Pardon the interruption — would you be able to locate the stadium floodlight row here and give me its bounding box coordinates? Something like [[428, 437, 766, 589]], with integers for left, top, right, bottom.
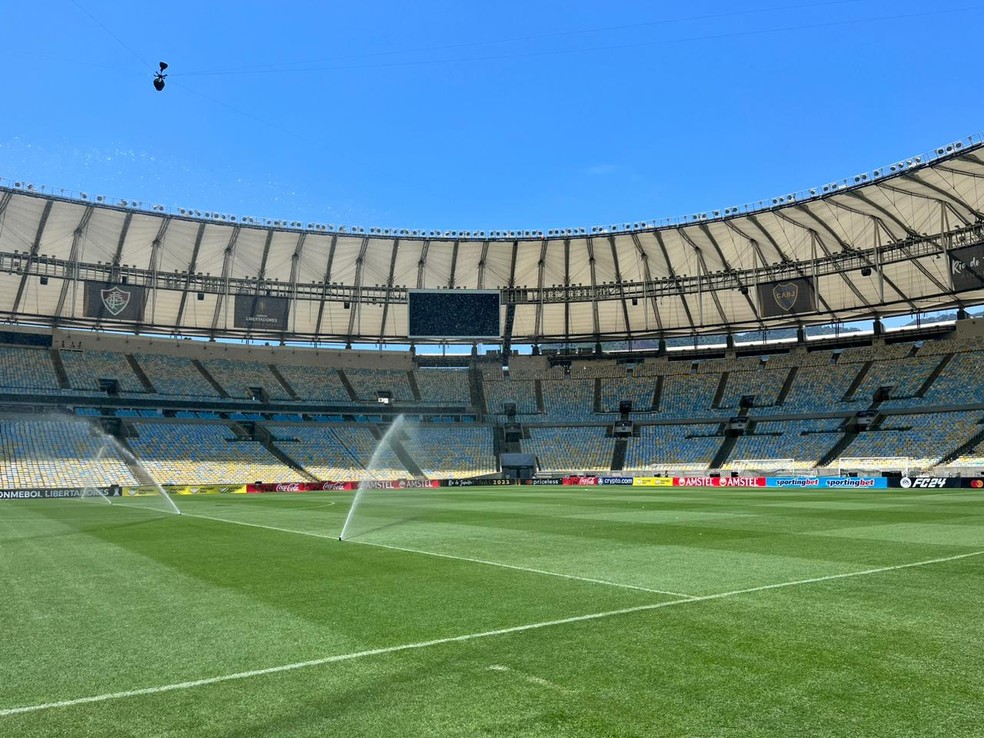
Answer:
[[1, 136, 983, 345]]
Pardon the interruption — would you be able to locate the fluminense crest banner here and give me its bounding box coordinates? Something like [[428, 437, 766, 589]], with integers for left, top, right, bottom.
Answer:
[[84, 282, 146, 321], [757, 277, 816, 318]]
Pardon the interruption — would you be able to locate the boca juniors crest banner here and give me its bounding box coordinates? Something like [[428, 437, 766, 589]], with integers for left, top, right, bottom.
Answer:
[[757, 277, 816, 318], [84, 282, 146, 322]]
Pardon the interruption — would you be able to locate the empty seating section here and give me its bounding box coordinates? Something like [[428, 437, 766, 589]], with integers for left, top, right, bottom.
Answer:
[[634, 359, 692, 377], [852, 355, 940, 403], [624, 425, 721, 471], [0, 347, 60, 391], [127, 423, 298, 484], [916, 335, 984, 356], [273, 365, 350, 402], [59, 350, 146, 393], [200, 359, 292, 400], [658, 374, 721, 417], [570, 360, 624, 378], [507, 356, 558, 380], [0, 418, 138, 488], [132, 353, 221, 397], [599, 377, 656, 413], [718, 367, 787, 408], [918, 352, 984, 405], [476, 362, 505, 381], [761, 350, 825, 368], [268, 424, 406, 481], [725, 420, 842, 470], [484, 380, 537, 415], [541, 380, 594, 420], [946, 422, 984, 467], [344, 368, 415, 402], [843, 412, 980, 468], [523, 427, 615, 472], [409, 426, 495, 477], [697, 357, 754, 374], [413, 368, 472, 405], [778, 364, 862, 413], [632, 359, 693, 377]]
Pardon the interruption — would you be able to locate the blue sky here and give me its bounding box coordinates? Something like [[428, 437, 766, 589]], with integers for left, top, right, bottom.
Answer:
[[2, 0, 982, 234]]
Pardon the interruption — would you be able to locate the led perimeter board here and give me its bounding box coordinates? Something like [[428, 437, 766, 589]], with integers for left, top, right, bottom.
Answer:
[[408, 289, 501, 340]]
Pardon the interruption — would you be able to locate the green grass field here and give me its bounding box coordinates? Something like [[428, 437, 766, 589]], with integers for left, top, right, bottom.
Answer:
[[1, 485, 983, 737]]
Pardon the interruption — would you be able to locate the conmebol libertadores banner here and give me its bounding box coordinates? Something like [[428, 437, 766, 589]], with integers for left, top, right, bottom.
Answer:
[[234, 294, 290, 331]]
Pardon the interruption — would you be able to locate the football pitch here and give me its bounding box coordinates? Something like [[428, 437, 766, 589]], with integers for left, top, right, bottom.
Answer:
[[1, 486, 983, 737]]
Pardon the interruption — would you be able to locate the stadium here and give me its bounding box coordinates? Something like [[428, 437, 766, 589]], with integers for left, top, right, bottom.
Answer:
[[3, 136, 984, 486], [2, 130, 984, 734]]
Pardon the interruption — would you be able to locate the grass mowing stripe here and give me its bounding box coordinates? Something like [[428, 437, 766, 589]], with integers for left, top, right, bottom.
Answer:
[[4, 547, 980, 718], [354, 539, 698, 599], [180, 511, 341, 540], [186, 510, 697, 598]]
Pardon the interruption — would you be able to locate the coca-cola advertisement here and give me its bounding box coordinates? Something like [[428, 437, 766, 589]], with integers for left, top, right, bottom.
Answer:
[[246, 481, 358, 493], [246, 479, 437, 494]]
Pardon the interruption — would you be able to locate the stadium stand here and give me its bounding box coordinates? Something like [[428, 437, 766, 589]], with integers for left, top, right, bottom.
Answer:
[[127, 422, 300, 485], [59, 350, 146, 394], [0, 417, 139, 488], [623, 424, 722, 472], [273, 365, 351, 403], [413, 368, 472, 405], [0, 346, 61, 392], [199, 359, 293, 401], [4, 325, 984, 487], [523, 427, 615, 472], [540, 379, 595, 420], [133, 353, 222, 398]]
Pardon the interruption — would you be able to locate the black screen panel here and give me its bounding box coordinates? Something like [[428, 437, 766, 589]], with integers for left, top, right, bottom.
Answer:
[[408, 290, 500, 339]]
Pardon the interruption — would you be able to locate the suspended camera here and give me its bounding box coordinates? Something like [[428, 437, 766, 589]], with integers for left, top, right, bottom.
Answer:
[[153, 61, 168, 91]]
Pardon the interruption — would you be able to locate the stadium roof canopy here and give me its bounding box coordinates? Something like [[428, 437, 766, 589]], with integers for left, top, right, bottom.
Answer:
[[1, 135, 983, 345]]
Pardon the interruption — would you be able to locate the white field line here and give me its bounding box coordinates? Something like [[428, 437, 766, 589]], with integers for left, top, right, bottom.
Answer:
[[2, 548, 981, 718], [354, 539, 697, 599]]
